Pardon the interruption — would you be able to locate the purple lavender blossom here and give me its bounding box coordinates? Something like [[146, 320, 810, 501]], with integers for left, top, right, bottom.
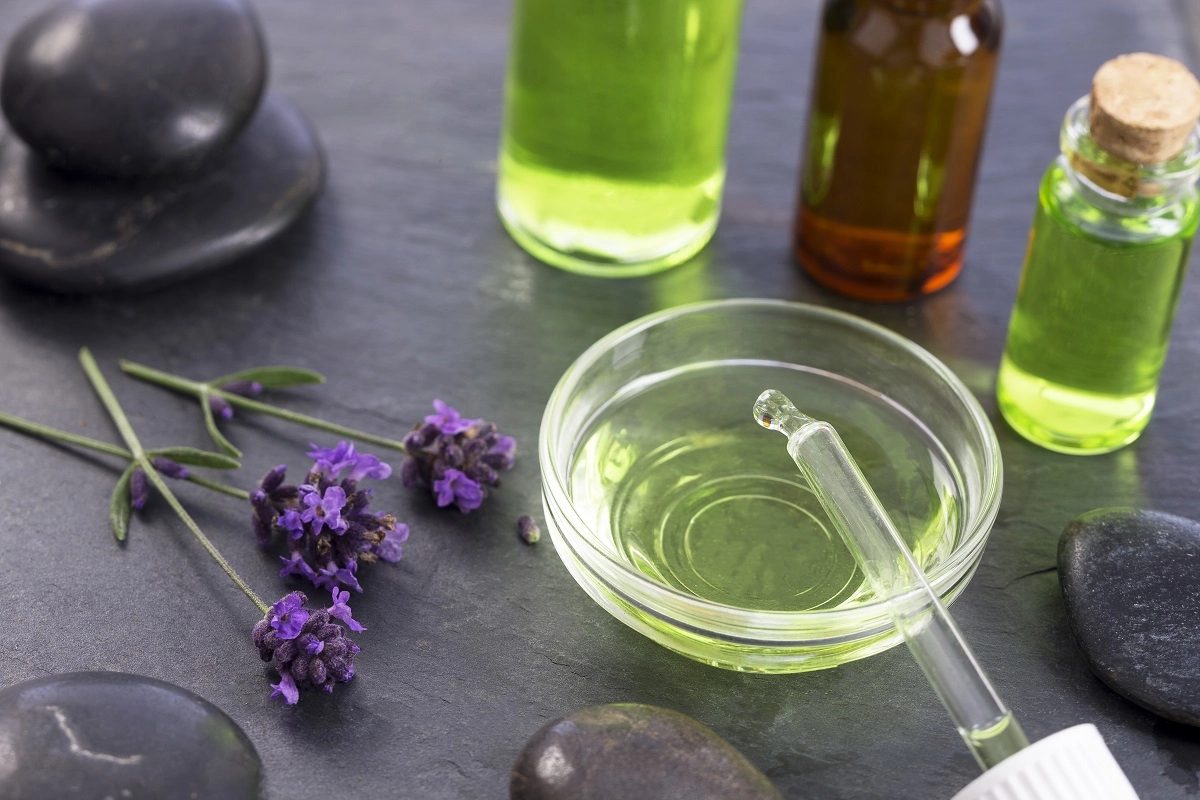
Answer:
[[254, 591, 360, 705], [249, 450, 407, 595], [129, 469, 150, 511], [307, 441, 394, 483], [373, 523, 409, 562], [307, 441, 357, 475], [328, 588, 366, 632], [279, 551, 318, 581], [268, 593, 309, 640], [347, 453, 391, 482], [401, 401, 516, 513], [279, 508, 304, 539], [425, 399, 477, 435], [269, 673, 299, 705], [300, 485, 348, 535], [316, 559, 361, 593], [433, 468, 484, 513], [208, 395, 234, 420]]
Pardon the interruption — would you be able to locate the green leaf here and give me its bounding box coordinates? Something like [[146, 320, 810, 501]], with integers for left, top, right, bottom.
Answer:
[[146, 446, 241, 470], [110, 464, 136, 542], [211, 366, 325, 390], [201, 389, 242, 459]]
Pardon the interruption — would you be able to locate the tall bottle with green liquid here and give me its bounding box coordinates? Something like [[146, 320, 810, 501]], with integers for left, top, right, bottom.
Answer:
[[497, 0, 744, 277], [998, 54, 1200, 454]]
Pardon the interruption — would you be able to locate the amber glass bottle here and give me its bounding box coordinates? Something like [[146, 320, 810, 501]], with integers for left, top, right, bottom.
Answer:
[[794, 0, 1002, 301]]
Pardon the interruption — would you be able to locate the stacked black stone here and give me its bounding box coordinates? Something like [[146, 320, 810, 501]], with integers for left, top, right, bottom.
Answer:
[[0, 0, 325, 292]]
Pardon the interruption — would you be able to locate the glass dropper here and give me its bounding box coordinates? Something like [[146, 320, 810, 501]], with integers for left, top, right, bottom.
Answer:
[[754, 389, 1029, 771]]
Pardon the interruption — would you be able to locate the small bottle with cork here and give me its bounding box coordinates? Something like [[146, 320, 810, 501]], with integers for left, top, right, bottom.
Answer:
[[996, 53, 1200, 454]]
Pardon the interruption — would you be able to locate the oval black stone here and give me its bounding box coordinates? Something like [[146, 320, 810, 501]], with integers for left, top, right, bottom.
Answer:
[[0, 671, 262, 799], [1, 0, 267, 178], [1059, 508, 1200, 727], [511, 704, 783, 800], [0, 92, 323, 293]]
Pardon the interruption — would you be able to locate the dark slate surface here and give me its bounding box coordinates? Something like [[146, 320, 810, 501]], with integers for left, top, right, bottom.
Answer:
[[0, 0, 1198, 798]]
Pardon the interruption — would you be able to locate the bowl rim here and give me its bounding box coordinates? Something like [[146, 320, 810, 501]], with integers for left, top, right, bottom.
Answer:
[[538, 298, 1003, 641]]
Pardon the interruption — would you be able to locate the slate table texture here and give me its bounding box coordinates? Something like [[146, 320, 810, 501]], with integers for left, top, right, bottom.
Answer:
[[0, 0, 1198, 798]]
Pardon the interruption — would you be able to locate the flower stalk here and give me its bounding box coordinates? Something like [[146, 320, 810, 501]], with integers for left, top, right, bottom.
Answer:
[[0, 410, 251, 501], [80, 348, 269, 614], [120, 360, 410, 453]]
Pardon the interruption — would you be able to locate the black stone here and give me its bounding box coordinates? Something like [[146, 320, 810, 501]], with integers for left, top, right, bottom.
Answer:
[[0, 92, 323, 292], [510, 704, 783, 800], [2, 0, 266, 178], [0, 671, 262, 799], [1059, 508, 1200, 727]]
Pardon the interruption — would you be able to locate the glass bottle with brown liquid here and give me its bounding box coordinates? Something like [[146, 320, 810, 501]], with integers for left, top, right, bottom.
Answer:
[[794, 0, 1002, 302]]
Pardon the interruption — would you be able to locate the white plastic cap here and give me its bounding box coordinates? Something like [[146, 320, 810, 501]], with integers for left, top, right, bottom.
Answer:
[[950, 724, 1139, 800]]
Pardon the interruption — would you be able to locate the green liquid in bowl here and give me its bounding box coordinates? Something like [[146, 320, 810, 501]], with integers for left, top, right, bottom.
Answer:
[[568, 361, 961, 612]]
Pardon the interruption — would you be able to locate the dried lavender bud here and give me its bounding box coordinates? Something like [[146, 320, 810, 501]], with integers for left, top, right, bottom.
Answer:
[[517, 515, 540, 545], [129, 468, 150, 511], [220, 380, 264, 397], [150, 456, 189, 479], [208, 395, 234, 420]]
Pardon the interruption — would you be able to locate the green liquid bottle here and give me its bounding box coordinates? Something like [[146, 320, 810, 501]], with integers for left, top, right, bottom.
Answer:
[[497, 0, 744, 277], [998, 54, 1200, 454]]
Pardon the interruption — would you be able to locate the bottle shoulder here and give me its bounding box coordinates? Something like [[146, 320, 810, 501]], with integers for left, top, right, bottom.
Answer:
[[1038, 158, 1200, 245], [821, 0, 1001, 66]]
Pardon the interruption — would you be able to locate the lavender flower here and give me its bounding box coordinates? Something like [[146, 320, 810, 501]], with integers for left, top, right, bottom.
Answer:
[[268, 592, 309, 639], [328, 588, 366, 632], [400, 401, 516, 513], [425, 399, 478, 435], [433, 468, 484, 513], [249, 445, 407, 595], [299, 485, 348, 535], [253, 591, 360, 705]]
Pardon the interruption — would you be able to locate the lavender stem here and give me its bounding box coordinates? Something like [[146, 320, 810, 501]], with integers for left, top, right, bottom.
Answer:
[[120, 360, 410, 453], [80, 349, 269, 615]]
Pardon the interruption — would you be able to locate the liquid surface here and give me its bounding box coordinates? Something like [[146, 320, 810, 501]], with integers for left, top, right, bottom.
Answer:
[[568, 362, 961, 612], [960, 711, 1028, 770], [999, 160, 1198, 452], [794, 0, 1000, 300], [498, 0, 742, 275]]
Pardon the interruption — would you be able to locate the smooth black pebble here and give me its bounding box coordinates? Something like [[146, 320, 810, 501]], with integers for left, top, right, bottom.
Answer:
[[1060, 508, 1200, 726], [2, 0, 266, 178], [0, 93, 324, 293], [0, 671, 262, 799], [510, 704, 783, 800]]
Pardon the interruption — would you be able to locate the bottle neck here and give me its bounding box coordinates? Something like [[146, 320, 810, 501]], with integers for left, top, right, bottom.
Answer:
[[874, 0, 975, 15], [1059, 96, 1200, 217]]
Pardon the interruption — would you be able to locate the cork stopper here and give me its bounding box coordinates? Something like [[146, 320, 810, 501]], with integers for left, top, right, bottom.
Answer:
[[1089, 53, 1200, 165]]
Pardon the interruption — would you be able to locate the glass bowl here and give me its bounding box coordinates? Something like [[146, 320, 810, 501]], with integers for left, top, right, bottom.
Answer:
[[539, 299, 1002, 672]]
